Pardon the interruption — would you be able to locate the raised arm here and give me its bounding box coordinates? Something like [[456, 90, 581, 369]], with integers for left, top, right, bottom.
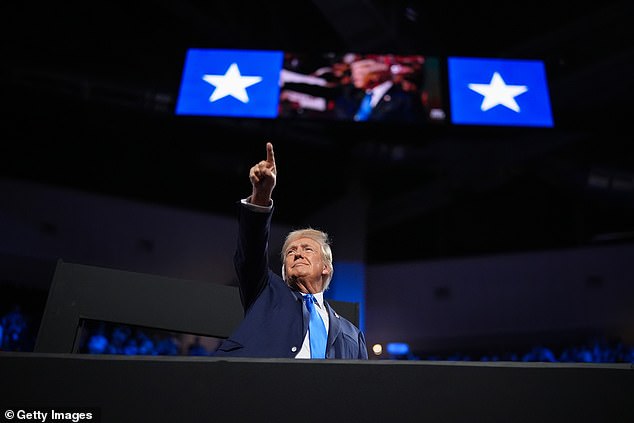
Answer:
[[235, 142, 278, 310]]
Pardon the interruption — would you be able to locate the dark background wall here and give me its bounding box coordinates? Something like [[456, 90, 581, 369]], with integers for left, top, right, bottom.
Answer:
[[1, 1, 633, 359]]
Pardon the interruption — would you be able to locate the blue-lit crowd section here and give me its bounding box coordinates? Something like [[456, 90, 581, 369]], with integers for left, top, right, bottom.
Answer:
[[2, 305, 632, 363]]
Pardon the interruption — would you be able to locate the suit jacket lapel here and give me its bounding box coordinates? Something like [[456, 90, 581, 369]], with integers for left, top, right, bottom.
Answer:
[[293, 290, 310, 339], [325, 301, 342, 358]]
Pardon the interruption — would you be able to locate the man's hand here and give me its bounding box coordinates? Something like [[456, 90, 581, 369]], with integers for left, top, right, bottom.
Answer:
[[249, 142, 277, 206]]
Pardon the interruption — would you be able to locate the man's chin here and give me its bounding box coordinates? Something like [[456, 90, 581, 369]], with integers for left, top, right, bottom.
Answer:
[[286, 276, 304, 291], [287, 271, 306, 281], [287, 273, 308, 283]]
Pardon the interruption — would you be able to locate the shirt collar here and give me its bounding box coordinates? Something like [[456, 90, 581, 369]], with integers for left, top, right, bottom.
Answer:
[[368, 80, 393, 107]]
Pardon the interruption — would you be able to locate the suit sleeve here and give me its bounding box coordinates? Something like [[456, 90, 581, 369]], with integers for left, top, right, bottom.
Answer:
[[358, 330, 369, 359], [233, 201, 274, 311]]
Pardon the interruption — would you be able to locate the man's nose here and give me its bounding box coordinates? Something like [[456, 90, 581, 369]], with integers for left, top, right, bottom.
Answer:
[[293, 251, 304, 259]]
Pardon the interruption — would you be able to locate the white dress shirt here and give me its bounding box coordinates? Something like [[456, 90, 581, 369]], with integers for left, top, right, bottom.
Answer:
[[368, 80, 393, 108]]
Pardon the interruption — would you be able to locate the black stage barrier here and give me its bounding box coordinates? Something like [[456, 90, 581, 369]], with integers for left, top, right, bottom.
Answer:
[[1, 353, 632, 423]]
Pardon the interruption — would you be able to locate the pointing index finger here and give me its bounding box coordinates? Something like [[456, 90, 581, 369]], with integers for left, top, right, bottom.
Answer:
[[266, 142, 275, 165]]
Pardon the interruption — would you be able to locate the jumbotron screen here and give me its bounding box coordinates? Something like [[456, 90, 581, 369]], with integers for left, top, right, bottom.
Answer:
[[175, 48, 553, 128]]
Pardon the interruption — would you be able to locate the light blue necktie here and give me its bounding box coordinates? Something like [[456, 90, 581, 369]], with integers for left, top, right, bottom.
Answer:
[[305, 294, 327, 359], [354, 92, 373, 121]]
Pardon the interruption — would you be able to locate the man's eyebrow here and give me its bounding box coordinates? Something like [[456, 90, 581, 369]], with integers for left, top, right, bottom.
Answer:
[[286, 242, 315, 251]]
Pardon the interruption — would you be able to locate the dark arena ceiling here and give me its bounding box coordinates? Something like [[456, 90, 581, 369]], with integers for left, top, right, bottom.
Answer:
[[2, 0, 633, 263]]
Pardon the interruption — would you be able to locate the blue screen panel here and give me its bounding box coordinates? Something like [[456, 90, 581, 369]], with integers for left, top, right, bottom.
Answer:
[[175, 48, 283, 118], [324, 261, 365, 332], [448, 57, 553, 127]]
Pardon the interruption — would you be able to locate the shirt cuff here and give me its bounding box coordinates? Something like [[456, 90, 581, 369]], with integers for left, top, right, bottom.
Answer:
[[241, 197, 273, 213]]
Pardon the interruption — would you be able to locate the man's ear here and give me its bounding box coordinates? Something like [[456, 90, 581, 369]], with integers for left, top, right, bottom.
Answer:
[[322, 265, 331, 276]]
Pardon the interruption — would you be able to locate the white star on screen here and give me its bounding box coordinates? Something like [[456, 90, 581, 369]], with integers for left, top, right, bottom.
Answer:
[[202, 63, 263, 103], [468, 72, 528, 112]]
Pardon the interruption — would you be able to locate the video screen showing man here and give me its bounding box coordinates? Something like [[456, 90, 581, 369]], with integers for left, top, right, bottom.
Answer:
[[278, 52, 445, 124]]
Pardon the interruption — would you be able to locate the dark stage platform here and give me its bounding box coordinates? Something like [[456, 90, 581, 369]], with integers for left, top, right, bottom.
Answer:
[[1, 353, 632, 422]]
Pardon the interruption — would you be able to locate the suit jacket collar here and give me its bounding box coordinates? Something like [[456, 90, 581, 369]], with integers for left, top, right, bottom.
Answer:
[[325, 300, 342, 358]]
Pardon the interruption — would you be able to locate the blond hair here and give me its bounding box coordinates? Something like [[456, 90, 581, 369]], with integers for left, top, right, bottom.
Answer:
[[281, 228, 334, 291]]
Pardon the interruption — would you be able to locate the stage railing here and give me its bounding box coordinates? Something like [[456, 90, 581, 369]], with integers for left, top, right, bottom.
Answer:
[[1, 352, 632, 423]]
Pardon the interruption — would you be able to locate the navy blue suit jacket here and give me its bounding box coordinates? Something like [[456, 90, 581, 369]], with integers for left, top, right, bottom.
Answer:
[[214, 204, 368, 359], [333, 83, 426, 123]]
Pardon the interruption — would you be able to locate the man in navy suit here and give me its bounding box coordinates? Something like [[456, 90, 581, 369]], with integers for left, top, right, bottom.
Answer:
[[334, 57, 427, 123], [214, 142, 368, 359]]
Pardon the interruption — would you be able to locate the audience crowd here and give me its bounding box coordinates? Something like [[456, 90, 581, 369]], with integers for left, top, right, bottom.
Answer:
[[2, 307, 633, 363]]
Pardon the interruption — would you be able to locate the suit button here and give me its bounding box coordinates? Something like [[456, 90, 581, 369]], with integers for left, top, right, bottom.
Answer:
[[291, 346, 297, 352]]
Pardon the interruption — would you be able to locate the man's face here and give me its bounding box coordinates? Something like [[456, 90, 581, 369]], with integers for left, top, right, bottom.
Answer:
[[350, 59, 390, 89], [284, 237, 329, 290]]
